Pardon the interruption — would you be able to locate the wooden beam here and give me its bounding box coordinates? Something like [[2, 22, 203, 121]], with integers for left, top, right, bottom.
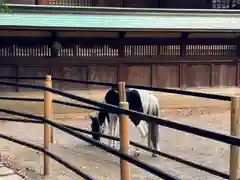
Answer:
[[236, 35, 240, 57], [180, 32, 189, 57], [118, 32, 126, 39], [0, 36, 238, 46], [179, 32, 189, 89], [151, 64, 156, 87], [121, 0, 124, 7], [206, 0, 212, 9], [237, 35, 240, 87], [117, 32, 126, 82], [50, 31, 60, 58], [229, 0, 233, 9]]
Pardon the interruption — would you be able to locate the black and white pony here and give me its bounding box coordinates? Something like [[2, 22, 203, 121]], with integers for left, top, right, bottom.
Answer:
[[89, 88, 160, 157]]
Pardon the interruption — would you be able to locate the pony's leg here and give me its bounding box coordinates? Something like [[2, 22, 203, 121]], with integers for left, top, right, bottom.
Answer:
[[112, 115, 118, 148], [103, 118, 109, 133], [148, 95, 160, 157], [108, 114, 118, 148], [130, 121, 148, 157], [150, 123, 160, 157], [148, 122, 152, 149], [108, 118, 114, 147]]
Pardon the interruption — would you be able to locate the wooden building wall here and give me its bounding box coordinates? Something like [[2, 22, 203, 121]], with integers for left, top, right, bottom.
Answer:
[[0, 57, 239, 92], [0, 31, 239, 92], [1, 59, 239, 91]]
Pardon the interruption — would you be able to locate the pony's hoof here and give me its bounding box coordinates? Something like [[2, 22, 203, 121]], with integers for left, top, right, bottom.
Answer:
[[152, 154, 159, 158], [130, 151, 140, 158], [51, 140, 57, 144], [109, 145, 115, 149]]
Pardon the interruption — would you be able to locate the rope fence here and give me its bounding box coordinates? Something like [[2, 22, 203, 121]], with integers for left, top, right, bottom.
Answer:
[[0, 75, 239, 180], [0, 117, 234, 179], [0, 132, 95, 180], [0, 96, 104, 112], [0, 108, 179, 180], [0, 76, 231, 101], [0, 80, 238, 146]]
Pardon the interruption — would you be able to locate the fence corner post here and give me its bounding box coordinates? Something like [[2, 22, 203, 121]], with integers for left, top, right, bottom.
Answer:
[[229, 96, 240, 180], [43, 75, 52, 176], [118, 82, 131, 180]]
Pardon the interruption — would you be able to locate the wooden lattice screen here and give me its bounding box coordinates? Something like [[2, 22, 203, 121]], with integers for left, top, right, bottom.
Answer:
[[48, 0, 95, 6], [186, 45, 236, 56], [0, 43, 237, 57], [212, 0, 240, 8], [124, 45, 181, 56], [0, 45, 50, 56]]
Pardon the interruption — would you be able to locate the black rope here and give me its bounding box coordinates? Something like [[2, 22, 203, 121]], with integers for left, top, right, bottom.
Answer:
[[52, 77, 231, 101], [0, 133, 95, 180], [43, 77, 233, 101], [0, 118, 43, 123], [0, 96, 43, 102], [0, 108, 180, 180], [59, 125, 231, 179], [53, 77, 116, 87], [0, 76, 231, 101], [0, 117, 233, 179], [0, 80, 238, 146], [126, 84, 231, 101], [0, 96, 104, 112], [54, 100, 104, 112], [0, 76, 44, 80]]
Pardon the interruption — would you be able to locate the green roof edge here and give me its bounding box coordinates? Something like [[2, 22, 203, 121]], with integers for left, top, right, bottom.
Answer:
[[4, 3, 240, 15]]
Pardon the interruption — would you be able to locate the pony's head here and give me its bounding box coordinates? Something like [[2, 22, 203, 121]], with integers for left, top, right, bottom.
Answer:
[[89, 87, 118, 141]]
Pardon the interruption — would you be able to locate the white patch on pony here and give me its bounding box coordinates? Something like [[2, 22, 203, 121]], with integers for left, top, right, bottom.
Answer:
[[108, 113, 118, 148], [104, 118, 109, 131], [137, 121, 148, 138], [128, 89, 160, 157], [130, 121, 149, 156]]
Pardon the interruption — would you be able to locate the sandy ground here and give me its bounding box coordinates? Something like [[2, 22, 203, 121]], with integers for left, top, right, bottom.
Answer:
[[0, 87, 239, 180], [0, 162, 24, 180]]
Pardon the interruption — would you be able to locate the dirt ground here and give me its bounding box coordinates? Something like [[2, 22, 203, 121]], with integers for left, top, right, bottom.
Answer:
[[0, 87, 239, 180]]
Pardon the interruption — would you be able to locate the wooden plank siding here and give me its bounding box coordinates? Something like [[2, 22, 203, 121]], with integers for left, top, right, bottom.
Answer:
[[0, 35, 239, 91]]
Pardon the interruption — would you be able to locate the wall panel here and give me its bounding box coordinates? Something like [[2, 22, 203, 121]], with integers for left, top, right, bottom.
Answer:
[[212, 63, 237, 86], [88, 65, 117, 89], [154, 64, 179, 88], [183, 64, 211, 87], [18, 66, 49, 92], [53, 66, 88, 90], [0, 66, 17, 92], [126, 65, 151, 86]]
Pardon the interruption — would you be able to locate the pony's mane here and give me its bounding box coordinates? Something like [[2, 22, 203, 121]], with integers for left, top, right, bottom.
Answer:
[[105, 87, 119, 106]]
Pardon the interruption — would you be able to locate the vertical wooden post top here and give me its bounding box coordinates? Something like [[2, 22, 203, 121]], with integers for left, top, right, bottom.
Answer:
[[45, 75, 52, 81], [119, 101, 129, 108], [118, 82, 126, 102]]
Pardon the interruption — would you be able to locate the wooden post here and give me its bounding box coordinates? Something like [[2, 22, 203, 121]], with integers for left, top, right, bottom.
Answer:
[[43, 75, 53, 176], [118, 82, 126, 102], [118, 82, 130, 180], [229, 96, 240, 180]]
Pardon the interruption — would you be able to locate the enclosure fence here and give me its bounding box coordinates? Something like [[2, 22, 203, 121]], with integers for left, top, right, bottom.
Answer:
[[0, 76, 239, 180]]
